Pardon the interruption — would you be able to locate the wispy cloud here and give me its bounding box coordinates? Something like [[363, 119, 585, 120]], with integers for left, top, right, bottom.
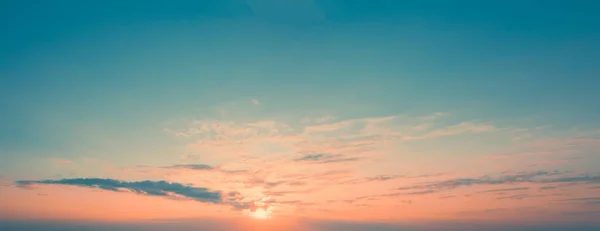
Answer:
[[168, 112, 498, 160], [496, 194, 543, 200], [15, 178, 221, 202], [398, 121, 498, 141], [557, 197, 600, 205], [14, 178, 256, 210], [166, 164, 214, 170], [11, 110, 597, 222], [293, 153, 361, 164], [484, 151, 554, 159], [390, 171, 599, 195], [478, 187, 530, 194], [341, 173, 445, 185], [134, 164, 250, 175]]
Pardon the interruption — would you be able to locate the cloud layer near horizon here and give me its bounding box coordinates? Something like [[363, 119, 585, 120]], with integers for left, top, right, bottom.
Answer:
[[14, 178, 260, 211], [5, 110, 600, 224]]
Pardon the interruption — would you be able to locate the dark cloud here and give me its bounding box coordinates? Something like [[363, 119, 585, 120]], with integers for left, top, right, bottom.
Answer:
[[439, 195, 456, 199], [496, 194, 543, 200], [341, 175, 400, 184], [406, 190, 436, 195], [295, 153, 332, 161], [14, 178, 256, 210], [557, 197, 600, 206], [15, 178, 223, 203], [137, 164, 214, 171], [224, 192, 259, 211], [323, 157, 361, 163], [294, 153, 361, 163], [367, 175, 400, 181], [168, 164, 214, 170], [546, 175, 600, 184], [393, 171, 599, 195], [478, 187, 529, 194]]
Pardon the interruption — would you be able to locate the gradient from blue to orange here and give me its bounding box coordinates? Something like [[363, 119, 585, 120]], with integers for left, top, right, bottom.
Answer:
[[1, 1, 599, 231]]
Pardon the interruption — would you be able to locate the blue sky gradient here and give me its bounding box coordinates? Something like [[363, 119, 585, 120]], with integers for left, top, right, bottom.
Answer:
[[1, 1, 599, 230]]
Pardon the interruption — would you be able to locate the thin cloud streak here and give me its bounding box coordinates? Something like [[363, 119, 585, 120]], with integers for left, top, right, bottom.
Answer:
[[14, 178, 256, 210], [389, 171, 599, 195]]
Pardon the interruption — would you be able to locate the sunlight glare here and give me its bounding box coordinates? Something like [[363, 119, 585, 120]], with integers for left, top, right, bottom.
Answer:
[[251, 208, 271, 219]]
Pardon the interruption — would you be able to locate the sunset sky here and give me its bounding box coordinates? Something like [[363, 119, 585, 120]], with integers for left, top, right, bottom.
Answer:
[[1, 1, 600, 230]]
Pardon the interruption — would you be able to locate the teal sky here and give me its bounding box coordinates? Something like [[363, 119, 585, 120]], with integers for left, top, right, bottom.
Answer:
[[1, 1, 600, 230]]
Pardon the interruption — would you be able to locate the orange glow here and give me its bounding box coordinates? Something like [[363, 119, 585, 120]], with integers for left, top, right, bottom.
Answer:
[[250, 208, 271, 219]]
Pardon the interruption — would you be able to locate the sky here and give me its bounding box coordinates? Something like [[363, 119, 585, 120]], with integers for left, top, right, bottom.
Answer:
[[1, 0, 600, 230]]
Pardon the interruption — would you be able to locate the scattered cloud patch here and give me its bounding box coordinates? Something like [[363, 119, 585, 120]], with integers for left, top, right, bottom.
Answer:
[[478, 187, 530, 194], [14, 178, 256, 210], [557, 197, 600, 205], [342, 173, 445, 185], [439, 195, 456, 199], [293, 153, 361, 164], [167, 164, 214, 170], [135, 164, 251, 175], [485, 151, 553, 159], [496, 194, 543, 200], [539, 186, 558, 190], [392, 171, 600, 195], [15, 178, 223, 203]]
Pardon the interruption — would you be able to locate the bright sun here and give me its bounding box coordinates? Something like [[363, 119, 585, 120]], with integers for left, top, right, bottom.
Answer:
[[251, 208, 271, 219]]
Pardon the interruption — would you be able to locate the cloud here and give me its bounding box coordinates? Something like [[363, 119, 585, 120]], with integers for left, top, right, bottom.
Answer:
[[251, 99, 260, 105], [172, 112, 493, 158], [242, 178, 288, 189], [484, 151, 553, 159], [496, 194, 543, 200], [539, 186, 558, 190], [391, 171, 600, 195], [135, 164, 250, 176], [15, 178, 222, 203], [557, 197, 600, 205], [545, 175, 600, 184], [167, 164, 214, 170], [405, 190, 436, 195], [397, 121, 499, 141], [13, 178, 257, 210], [478, 187, 530, 194], [151, 112, 545, 215], [293, 153, 361, 164], [341, 173, 445, 185], [439, 195, 456, 199]]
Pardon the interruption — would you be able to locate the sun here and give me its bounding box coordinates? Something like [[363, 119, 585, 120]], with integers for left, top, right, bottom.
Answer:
[[250, 208, 271, 219]]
